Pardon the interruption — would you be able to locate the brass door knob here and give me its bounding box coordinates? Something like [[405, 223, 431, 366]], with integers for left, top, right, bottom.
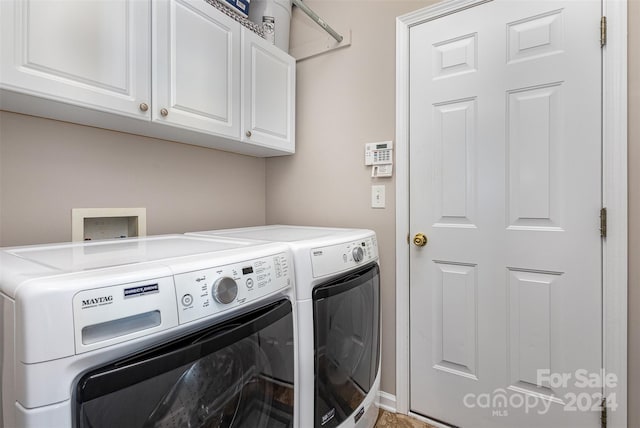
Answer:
[[160, 108, 169, 117], [413, 233, 428, 247], [246, 130, 252, 137], [139, 102, 149, 112]]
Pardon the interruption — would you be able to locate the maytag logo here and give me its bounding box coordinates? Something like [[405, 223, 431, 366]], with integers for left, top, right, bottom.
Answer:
[[81, 295, 113, 309]]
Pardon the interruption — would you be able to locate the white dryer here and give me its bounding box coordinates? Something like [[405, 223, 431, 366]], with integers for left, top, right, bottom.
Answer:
[[187, 225, 381, 428], [0, 235, 297, 428]]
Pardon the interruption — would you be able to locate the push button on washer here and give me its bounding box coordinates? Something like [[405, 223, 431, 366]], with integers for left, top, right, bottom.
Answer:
[[181, 294, 193, 306], [246, 278, 254, 289]]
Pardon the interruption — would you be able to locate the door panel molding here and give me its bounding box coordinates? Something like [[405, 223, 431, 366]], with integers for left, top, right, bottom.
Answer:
[[395, 0, 627, 427]]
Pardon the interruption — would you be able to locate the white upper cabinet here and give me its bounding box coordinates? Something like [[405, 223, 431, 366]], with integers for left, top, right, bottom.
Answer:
[[0, 0, 295, 157], [153, 0, 241, 137], [0, 0, 151, 119], [242, 29, 295, 152]]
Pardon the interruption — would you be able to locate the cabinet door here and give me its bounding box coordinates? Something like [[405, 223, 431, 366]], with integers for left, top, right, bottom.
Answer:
[[242, 29, 295, 153], [0, 0, 151, 119], [153, 0, 241, 137]]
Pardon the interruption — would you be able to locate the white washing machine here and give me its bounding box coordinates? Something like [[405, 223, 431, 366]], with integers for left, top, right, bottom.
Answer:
[[187, 226, 381, 428], [0, 234, 297, 428]]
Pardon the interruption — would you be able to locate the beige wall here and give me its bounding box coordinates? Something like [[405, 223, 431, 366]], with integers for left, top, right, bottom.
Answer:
[[0, 111, 266, 246], [628, 0, 639, 426], [266, 0, 434, 394], [266, 0, 640, 418]]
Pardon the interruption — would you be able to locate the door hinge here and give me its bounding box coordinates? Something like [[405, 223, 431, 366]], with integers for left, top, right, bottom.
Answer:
[[600, 207, 607, 238], [600, 16, 607, 47], [601, 396, 608, 428]]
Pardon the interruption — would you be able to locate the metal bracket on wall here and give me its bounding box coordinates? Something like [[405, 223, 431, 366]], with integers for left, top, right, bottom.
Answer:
[[289, 0, 351, 61], [292, 0, 342, 42], [289, 28, 351, 62]]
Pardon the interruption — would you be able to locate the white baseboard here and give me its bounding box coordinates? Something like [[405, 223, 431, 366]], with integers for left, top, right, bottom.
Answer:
[[376, 393, 455, 428], [376, 390, 397, 413]]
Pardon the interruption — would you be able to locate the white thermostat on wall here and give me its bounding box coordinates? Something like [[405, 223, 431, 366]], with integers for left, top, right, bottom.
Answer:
[[365, 141, 393, 177], [364, 141, 393, 165]]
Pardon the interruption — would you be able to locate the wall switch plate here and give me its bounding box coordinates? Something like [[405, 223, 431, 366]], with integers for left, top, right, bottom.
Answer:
[[371, 185, 385, 208]]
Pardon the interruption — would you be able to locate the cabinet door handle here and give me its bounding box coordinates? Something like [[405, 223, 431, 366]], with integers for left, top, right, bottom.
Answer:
[[139, 103, 149, 112], [160, 108, 169, 117], [246, 131, 252, 137]]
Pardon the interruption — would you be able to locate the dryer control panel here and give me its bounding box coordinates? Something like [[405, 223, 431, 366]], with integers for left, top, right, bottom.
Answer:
[[174, 252, 291, 325], [311, 235, 378, 278]]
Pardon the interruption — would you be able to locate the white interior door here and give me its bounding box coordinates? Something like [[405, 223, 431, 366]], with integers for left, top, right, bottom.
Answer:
[[408, 1, 603, 427]]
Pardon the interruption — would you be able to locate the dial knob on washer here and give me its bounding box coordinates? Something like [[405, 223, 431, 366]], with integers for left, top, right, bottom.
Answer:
[[352, 246, 364, 262], [212, 277, 238, 304]]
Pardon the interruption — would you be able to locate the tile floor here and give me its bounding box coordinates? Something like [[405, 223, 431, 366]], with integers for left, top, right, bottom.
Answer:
[[374, 410, 436, 428]]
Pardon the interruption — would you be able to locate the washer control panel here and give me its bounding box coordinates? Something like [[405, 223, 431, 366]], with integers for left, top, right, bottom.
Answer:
[[311, 235, 378, 278], [174, 252, 291, 324]]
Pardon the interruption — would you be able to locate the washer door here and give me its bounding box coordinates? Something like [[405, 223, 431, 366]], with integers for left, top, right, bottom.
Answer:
[[75, 300, 294, 428], [312, 263, 380, 428]]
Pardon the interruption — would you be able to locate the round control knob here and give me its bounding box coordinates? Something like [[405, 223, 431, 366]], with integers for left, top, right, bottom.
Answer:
[[212, 277, 238, 304], [352, 246, 364, 263]]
